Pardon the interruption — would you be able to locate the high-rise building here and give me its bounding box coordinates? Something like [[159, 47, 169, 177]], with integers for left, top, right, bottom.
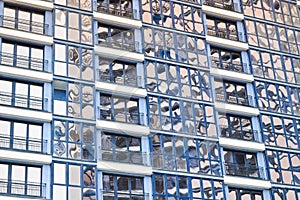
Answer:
[[0, 0, 299, 199]]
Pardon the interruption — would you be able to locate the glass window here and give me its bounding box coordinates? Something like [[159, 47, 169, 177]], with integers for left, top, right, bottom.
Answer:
[[53, 163, 96, 200], [229, 188, 263, 200], [272, 187, 300, 200], [53, 120, 95, 160], [97, 0, 135, 18], [149, 95, 216, 136]]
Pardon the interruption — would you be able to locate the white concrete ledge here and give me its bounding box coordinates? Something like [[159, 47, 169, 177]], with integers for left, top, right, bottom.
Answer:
[[0, 65, 52, 82], [219, 137, 265, 152], [3, 0, 53, 10], [0, 149, 52, 164], [95, 45, 144, 63], [96, 81, 146, 98], [94, 12, 142, 29], [0, 27, 53, 46], [210, 67, 254, 83], [206, 35, 249, 51], [0, 105, 52, 122], [297, 1, 300, 7], [96, 120, 150, 136], [215, 102, 259, 116], [202, 5, 244, 21], [224, 175, 271, 189], [98, 160, 152, 176]]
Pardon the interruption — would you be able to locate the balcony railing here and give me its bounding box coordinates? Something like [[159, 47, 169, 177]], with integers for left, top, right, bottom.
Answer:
[[203, 0, 241, 12], [207, 26, 245, 42], [99, 108, 145, 125], [0, 134, 48, 153], [97, 5, 137, 19], [101, 190, 149, 200], [0, 15, 50, 35], [98, 38, 140, 52], [215, 93, 254, 107], [0, 52, 48, 71], [100, 148, 150, 166], [210, 57, 248, 73], [0, 92, 47, 111], [219, 126, 259, 142], [0, 180, 46, 198], [98, 71, 142, 88], [224, 162, 267, 180]]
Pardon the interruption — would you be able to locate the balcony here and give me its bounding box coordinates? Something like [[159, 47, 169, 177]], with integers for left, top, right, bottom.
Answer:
[[101, 190, 149, 200], [98, 38, 140, 53], [203, 0, 241, 12], [224, 162, 267, 180], [0, 134, 48, 154], [0, 180, 46, 198], [216, 93, 253, 107], [1, 15, 50, 35], [207, 26, 244, 42], [100, 148, 150, 166], [211, 57, 246, 73], [97, 5, 137, 19], [99, 109, 145, 126], [98, 72, 142, 88], [0, 92, 46, 111], [219, 126, 259, 142]]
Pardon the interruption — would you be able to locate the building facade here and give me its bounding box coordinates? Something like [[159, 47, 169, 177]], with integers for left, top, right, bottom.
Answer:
[[0, 0, 299, 199]]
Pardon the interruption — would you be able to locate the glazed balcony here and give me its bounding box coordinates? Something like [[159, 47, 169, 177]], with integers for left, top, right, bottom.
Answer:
[[207, 26, 245, 42], [215, 93, 254, 107], [219, 126, 259, 142], [98, 37, 140, 53], [0, 180, 46, 198], [210, 56, 247, 73], [97, 5, 137, 19], [99, 108, 145, 126], [101, 190, 149, 200], [98, 71, 142, 88], [224, 162, 267, 180]]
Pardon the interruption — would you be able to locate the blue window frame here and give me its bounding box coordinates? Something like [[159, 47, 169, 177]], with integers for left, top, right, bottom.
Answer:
[[255, 81, 300, 115], [103, 173, 144, 199], [145, 60, 212, 101], [141, 0, 204, 34], [153, 173, 224, 199], [54, 43, 94, 81], [218, 113, 257, 141], [204, 0, 238, 12], [53, 81, 94, 120], [53, 119, 96, 161], [148, 95, 216, 136], [0, 118, 44, 153], [143, 27, 208, 67], [0, 163, 44, 198], [215, 80, 252, 106], [261, 114, 300, 149], [52, 162, 96, 200], [1, 40, 45, 71], [272, 187, 300, 200], [0, 78, 44, 110], [101, 132, 147, 165], [229, 187, 263, 200], [99, 93, 143, 125], [267, 149, 300, 186], [97, 0, 135, 19], [98, 58, 138, 87], [151, 134, 221, 176], [210, 47, 245, 73]]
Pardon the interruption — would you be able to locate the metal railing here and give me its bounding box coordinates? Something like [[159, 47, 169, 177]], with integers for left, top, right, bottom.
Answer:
[[224, 162, 267, 180], [101, 190, 149, 200], [215, 93, 253, 107], [0, 180, 46, 197], [1, 15, 49, 35], [97, 4, 137, 19], [100, 148, 150, 166], [98, 38, 140, 52], [204, 0, 241, 12], [219, 126, 259, 142], [0, 92, 47, 111], [207, 26, 245, 42], [0, 52, 47, 71], [210, 57, 248, 73], [99, 108, 145, 125], [0, 134, 47, 153], [98, 71, 142, 88]]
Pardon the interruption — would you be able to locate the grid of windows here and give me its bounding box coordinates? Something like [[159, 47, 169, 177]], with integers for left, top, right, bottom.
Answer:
[[143, 27, 208, 67], [153, 173, 224, 199], [272, 187, 300, 200], [261, 114, 299, 149], [53, 163, 96, 200], [229, 188, 263, 200], [54, 0, 92, 11], [142, 0, 204, 34], [152, 134, 221, 176], [267, 149, 300, 186], [145, 60, 211, 101], [149, 95, 216, 136]]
